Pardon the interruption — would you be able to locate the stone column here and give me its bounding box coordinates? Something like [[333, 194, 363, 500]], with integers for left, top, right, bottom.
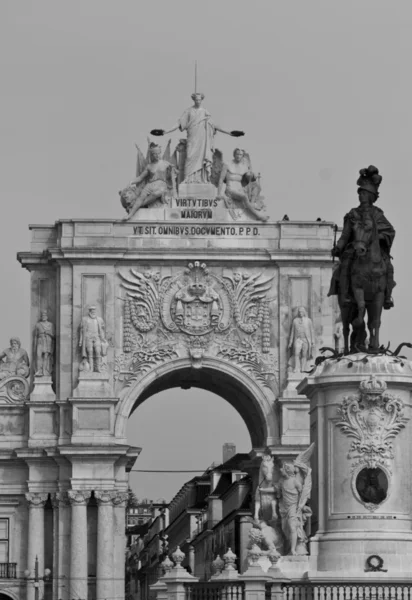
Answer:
[[112, 491, 129, 600], [238, 516, 252, 573], [25, 493, 48, 600], [188, 545, 195, 574], [68, 490, 91, 600], [53, 492, 71, 600], [95, 491, 115, 600]]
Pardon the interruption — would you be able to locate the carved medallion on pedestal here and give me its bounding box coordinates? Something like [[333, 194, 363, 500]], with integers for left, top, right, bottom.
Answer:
[[335, 375, 409, 511]]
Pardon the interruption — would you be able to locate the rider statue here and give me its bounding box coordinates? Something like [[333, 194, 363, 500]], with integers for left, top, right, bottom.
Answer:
[[328, 165, 395, 310]]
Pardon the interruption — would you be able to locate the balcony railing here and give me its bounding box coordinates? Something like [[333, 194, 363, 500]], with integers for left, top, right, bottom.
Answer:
[[184, 581, 245, 600], [274, 583, 412, 600], [0, 563, 16, 579]]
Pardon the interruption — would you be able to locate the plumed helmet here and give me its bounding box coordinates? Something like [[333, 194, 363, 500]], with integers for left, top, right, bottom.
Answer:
[[357, 165, 382, 200]]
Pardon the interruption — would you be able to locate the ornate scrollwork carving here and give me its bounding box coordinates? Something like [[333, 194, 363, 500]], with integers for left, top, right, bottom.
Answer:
[[118, 263, 276, 386], [335, 375, 409, 472], [114, 337, 178, 387], [25, 492, 48, 508], [67, 490, 92, 506], [223, 271, 274, 337], [160, 262, 231, 336], [0, 376, 29, 403], [217, 336, 278, 392], [52, 492, 70, 508], [95, 490, 116, 505], [120, 270, 162, 349]]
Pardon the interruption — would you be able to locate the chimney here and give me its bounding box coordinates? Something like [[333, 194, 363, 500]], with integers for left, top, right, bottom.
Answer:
[[222, 443, 236, 464]]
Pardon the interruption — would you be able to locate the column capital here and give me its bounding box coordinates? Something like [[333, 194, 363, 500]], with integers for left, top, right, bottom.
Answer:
[[95, 490, 116, 505], [25, 492, 48, 508], [52, 491, 71, 508], [67, 490, 92, 506], [112, 491, 129, 507]]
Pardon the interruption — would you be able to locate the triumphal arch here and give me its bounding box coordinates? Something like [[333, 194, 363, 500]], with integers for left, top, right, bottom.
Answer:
[[0, 93, 335, 600]]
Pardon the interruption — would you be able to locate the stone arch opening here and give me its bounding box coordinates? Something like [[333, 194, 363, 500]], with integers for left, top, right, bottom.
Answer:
[[116, 357, 278, 448]]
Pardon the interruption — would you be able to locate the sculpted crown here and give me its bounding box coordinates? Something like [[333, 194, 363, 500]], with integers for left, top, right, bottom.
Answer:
[[359, 375, 387, 396]]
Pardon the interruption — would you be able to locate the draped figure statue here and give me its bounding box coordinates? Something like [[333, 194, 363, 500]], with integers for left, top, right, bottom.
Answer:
[[152, 93, 244, 183]]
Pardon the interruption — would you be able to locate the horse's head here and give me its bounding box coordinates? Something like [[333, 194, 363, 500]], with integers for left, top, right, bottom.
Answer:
[[352, 212, 375, 258], [119, 185, 138, 213], [353, 239, 368, 257]]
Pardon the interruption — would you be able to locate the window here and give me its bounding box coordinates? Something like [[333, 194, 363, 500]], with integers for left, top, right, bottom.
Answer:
[[0, 520, 9, 562]]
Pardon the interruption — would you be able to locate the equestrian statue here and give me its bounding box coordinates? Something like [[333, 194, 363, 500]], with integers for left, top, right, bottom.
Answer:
[[328, 165, 396, 354]]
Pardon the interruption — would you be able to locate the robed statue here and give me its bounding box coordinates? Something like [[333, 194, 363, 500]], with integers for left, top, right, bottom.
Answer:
[[216, 148, 269, 221], [152, 93, 244, 184], [328, 166, 396, 353]]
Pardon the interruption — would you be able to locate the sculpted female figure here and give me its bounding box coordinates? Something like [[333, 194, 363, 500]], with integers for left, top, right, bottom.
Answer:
[[218, 148, 268, 221], [155, 93, 243, 184], [121, 143, 176, 221]]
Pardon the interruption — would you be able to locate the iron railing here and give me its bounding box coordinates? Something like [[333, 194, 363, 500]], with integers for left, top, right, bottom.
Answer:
[[0, 563, 16, 578], [184, 581, 245, 600], [273, 583, 412, 600]]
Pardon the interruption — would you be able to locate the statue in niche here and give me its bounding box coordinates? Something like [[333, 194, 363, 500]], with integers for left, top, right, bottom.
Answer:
[[0, 337, 30, 380], [216, 148, 268, 222], [328, 165, 395, 352], [151, 92, 244, 184], [34, 310, 55, 377], [275, 444, 314, 556], [288, 307, 315, 373], [79, 306, 108, 373], [119, 142, 177, 220]]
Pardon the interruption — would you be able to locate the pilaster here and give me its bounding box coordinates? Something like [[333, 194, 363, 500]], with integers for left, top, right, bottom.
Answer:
[[95, 490, 115, 600], [25, 492, 48, 600], [68, 489, 91, 599]]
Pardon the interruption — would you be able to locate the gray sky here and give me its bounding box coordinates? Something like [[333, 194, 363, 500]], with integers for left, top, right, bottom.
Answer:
[[1, 1, 412, 499]]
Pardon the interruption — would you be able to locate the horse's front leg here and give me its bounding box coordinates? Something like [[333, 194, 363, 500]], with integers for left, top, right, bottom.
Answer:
[[367, 291, 384, 350], [352, 288, 366, 328], [340, 306, 351, 354]]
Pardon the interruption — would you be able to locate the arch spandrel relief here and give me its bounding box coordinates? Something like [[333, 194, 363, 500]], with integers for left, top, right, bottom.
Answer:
[[114, 262, 279, 397]]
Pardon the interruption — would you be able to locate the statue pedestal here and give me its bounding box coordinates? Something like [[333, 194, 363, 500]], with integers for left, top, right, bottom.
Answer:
[[299, 354, 412, 579], [73, 372, 112, 398], [178, 183, 217, 199], [277, 371, 310, 446], [31, 376, 56, 402]]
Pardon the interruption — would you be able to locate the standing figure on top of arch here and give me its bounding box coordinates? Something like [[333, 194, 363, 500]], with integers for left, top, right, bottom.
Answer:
[[217, 148, 269, 222], [328, 165, 396, 352], [152, 93, 244, 183]]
